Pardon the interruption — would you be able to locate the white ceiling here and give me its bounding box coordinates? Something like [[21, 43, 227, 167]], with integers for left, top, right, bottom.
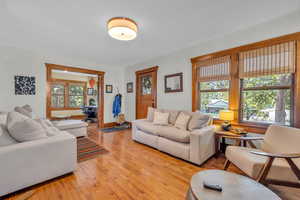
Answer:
[[1, 0, 300, 67]]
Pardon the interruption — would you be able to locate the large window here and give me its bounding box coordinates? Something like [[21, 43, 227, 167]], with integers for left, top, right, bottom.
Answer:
[[50, 81, 86, 109], [240, 74, 293, 125], [199, 80, 229, 118], [196, 55, 231, 118]]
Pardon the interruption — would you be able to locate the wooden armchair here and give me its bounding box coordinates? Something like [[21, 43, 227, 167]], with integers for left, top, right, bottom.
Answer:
[[224, 125, 300, 188]]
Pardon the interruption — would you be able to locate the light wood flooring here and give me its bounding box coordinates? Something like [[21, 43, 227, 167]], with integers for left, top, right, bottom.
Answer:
[[4, 126, 300, 200]]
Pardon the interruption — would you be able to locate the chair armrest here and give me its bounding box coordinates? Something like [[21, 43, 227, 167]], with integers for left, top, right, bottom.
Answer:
[[250, 151, 300, 158]]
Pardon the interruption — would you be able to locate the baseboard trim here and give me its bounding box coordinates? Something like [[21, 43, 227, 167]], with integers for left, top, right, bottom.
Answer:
[[103, 122, 117, 128], [103, 121, 132, 128]]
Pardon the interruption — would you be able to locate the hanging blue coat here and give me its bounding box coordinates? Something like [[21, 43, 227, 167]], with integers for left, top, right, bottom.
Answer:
[[113, 94, 122, 117]]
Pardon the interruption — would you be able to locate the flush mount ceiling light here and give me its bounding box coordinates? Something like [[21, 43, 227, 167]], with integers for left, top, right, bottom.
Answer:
[[107, 17, 138, 41]]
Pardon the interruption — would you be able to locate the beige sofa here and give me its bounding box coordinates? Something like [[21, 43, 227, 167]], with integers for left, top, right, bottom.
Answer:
[[132, 109, 216, 165]]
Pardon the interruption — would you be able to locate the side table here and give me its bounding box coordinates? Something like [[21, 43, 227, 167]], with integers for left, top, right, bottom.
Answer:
[[215, 130, 264, 156]]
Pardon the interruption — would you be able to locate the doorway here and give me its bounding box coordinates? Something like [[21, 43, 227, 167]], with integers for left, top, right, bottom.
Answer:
[[135, 66, 158, 119], [45, 63, 105, 128]]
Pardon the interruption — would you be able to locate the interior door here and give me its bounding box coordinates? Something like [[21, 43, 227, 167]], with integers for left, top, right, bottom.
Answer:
[[136, 66, 158, 119]]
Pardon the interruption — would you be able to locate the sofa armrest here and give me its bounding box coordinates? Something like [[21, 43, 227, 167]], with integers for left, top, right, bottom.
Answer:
[[0, 132, 77, 196], [189, 125, 216, 165]]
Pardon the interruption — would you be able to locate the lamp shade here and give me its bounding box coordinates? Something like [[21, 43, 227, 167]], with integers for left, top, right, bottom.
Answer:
[[107, 17, 138, 41], [219, 110, 234, 121]]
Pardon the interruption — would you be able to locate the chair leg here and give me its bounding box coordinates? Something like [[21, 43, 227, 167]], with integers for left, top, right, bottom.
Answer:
[[224, 159, 231, 170], [285, 158, 300, 180], [256, 157, 274, 183]]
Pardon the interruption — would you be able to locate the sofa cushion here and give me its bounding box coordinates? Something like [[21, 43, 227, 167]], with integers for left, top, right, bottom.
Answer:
[[135, 120, 160, 135], [226, 146, 300, 182], [53, 120, 88, 130], [188, 112, 211, 131], [0, 124, 18, 147], [153, 111, 169, 126], [7, 112, 47, 142], [162, 109, 179, 125], [147, 107, 155, 121], [174, 112, 191, 130], [158, 126, 190, 143], [35, 119, 61, 137]]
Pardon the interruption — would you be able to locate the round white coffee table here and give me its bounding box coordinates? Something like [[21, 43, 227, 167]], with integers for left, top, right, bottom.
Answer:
[[186, 170, 281, 200]]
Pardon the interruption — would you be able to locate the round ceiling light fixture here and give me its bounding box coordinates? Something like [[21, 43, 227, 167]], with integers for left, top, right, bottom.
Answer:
[[107, 17, 138, 41]]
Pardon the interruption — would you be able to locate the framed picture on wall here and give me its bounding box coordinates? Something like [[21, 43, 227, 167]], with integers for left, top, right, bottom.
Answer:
[[87, 88, 94, 96], [127, 82, 133, 93], [106, 85, 113, 93], [15, 75, 36, 95], [164, 72, 183, 93]]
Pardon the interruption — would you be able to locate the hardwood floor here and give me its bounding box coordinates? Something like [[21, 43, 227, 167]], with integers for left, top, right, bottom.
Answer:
[[4, 126, 300, 200]]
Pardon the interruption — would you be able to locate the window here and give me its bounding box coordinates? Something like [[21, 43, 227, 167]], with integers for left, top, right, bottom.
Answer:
[[196, 55, 231, 118], [239, 41, 295, 126], [51, 83, 65, 108], [241, 74, 293, 125], [50, 81, 86, 109], [199, 80, 229, 118], [69, 84, 84, 107]]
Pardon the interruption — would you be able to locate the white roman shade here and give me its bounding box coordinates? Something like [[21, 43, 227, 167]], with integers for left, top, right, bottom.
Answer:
[[196, 56, 231, 82], [239, 41, 296, 78]]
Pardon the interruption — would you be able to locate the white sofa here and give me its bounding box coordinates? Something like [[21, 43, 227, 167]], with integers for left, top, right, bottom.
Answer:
[[0, 113, 77, 197], [53, 120, 88, 137], [132, 109, 216, 165]]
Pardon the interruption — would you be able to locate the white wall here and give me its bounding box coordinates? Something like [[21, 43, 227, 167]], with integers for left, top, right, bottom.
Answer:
[[124, 10, 300, 122], [0, 45, 125, 123]]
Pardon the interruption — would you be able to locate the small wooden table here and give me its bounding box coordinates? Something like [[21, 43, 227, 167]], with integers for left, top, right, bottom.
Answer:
[[186, 170, 281, 200], [215, 130, 263, 155]]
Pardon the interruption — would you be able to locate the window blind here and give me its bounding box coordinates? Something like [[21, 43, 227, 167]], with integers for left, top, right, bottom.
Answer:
[[239, 41, 296, 78], [196, 56, 231, 82]]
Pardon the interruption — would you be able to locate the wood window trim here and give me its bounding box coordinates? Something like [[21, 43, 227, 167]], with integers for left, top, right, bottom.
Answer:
[[191, 32, 300, 132], [49, 80, 87, 110], [46, 63, 105, 128]]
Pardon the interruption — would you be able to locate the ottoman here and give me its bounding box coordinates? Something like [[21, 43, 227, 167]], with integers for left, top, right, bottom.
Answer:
[[53, 120, 88, 137]]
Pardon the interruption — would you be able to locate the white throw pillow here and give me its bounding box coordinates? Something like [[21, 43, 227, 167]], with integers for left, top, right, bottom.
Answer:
[[14, 106, 32, 118], [174, 112, 191, 130], [0, 125, 18, 147], [7, 112, 47, 142], [153, 111, 169, 126], [35, 119, 61, 137]]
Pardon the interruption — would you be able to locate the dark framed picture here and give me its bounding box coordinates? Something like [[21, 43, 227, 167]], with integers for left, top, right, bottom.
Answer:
[[15, 76, 36, 95], [164, 72, 183, 93], [106, 85, 113, 93], [127, 82, 133, 93], [87, 88, 94, 96]]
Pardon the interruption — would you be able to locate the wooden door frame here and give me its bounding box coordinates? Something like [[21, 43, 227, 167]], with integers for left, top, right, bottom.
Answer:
[[135, 66, 159, 119], [45, 63, 105, 128]]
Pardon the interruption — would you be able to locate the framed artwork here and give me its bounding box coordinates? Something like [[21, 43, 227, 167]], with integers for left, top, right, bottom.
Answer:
[[127, 82, 133, 93], [15, 76, 36, 95], [164, 72, 183, 93], [87, 88, 94, 96], [106, 85, 113, 93]]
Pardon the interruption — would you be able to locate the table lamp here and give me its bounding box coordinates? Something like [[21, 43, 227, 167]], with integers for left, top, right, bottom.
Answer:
[[219, 110, 234, 131]]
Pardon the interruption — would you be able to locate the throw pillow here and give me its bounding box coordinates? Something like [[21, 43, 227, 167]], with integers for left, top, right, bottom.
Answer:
[[147, 107, 156, 121], [22, 104, 33, 113], [162, 109, 179, 125], [7, 112, 47, 142], [14, 106, 32, 118], [174, 112, 191, 130], [153, 111, 169, 126], [0, 124, 18, 147], [188, 112, 211, 131]]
